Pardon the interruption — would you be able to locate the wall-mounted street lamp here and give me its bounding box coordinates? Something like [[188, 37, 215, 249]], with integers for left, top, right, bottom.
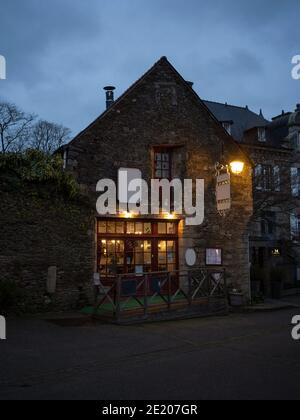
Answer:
[[229, 161, 245, 175]]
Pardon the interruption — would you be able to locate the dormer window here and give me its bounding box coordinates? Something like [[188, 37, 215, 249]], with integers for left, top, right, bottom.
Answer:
[[258, 127, 266, 142], [222, 122, 232, 135]]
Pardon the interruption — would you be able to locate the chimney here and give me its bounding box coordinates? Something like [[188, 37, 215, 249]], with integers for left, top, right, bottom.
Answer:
[[104, 86, 116, 109], [186, 81, 194, 88]]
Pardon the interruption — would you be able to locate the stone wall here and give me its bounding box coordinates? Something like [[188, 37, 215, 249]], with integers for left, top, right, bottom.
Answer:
[[0, 186, 95, 312]]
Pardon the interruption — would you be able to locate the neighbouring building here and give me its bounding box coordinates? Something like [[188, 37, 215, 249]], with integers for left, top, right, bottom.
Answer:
[[62, 57, 253, 303], [205, 101, 300, 296]]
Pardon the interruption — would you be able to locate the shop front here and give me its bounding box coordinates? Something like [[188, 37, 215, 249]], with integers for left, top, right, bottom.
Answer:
[[97, 219, 179, 286]]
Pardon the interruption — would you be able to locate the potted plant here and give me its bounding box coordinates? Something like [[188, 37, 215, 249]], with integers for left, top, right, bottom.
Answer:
[[228, 284, 244, 307]]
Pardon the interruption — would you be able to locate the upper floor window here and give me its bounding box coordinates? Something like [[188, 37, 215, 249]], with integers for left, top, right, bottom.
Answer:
[[261, 211, 276, 236], [154, 149, 172, 179], [290, 214, 300, 240], [258, 127, 266, 142], [222, 122, 232, 135], [291, 167, 300, 197], [255, 164, 280, 192]]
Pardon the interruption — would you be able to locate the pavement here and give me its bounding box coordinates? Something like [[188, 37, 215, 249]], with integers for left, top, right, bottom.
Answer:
[[0, 305, 300, 400], [241, 295, 300, 313]]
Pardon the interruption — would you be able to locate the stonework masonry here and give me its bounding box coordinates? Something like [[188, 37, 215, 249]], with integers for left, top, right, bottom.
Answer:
[[0, 57, 254, 312], [0, 188, 95, 312], [66, 57, 253, 297]]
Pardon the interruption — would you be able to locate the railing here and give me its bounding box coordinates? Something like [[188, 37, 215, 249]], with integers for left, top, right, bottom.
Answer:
[[94, 268, 227, 322]]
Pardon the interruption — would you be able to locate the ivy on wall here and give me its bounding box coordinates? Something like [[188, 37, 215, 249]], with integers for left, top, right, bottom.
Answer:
[[0, 150, 80, 200]]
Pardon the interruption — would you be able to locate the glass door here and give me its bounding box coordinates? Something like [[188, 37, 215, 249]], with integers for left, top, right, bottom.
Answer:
[[125, 239, 152, 275]]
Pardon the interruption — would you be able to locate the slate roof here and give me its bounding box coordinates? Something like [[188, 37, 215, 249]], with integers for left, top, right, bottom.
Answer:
[[203, 100, 269, 142], [267, 113, 291, 147], [67, 57, 246, 156]]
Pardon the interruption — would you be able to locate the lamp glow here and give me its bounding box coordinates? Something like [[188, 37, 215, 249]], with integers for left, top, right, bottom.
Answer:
[[122, 211, 133, 218], [166, 212, 175, 220], [230, 161, 245, 175]]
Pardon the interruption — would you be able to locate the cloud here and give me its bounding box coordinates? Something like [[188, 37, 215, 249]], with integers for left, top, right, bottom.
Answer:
[[0, 0, 299, 134]]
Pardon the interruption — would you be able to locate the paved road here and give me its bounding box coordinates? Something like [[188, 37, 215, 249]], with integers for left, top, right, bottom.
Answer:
[[0, 308, 300, 400]]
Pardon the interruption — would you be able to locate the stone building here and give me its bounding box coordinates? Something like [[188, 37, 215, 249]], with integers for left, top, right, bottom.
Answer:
[[205, 101, 300, 296], [62, 57, 253, 301], [2, 56, 297, 313]]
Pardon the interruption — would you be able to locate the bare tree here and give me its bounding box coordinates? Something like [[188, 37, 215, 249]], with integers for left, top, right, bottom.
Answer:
[[30, 120, 71, 154], [0, 101, 35, 153]]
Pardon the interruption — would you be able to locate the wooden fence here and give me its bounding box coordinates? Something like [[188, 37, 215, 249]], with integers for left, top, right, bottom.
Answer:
[[94, 268, 228, 323]]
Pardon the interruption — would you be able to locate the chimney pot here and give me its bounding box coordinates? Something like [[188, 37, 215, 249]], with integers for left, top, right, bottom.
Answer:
[[104, 86, 116, 109]]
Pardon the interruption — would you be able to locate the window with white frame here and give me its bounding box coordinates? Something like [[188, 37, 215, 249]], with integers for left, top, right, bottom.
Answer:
[[222, 122, 232, 135], [290, 214, 300, 239], [206, 248, 222, 266], [291, 167, 300, 197], [258, 127, 266, 142], [254, 164, 280, 192]]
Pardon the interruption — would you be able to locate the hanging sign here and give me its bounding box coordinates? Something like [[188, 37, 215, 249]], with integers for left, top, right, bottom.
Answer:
[[216, 171, 231, 212]]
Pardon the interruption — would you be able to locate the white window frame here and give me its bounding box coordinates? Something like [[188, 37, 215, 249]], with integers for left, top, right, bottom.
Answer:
[[255, 164, 279, 192], [291, 167, 300, 197], [254, 164, 263, 190], [290, 214, 300, 239], [258, 127, 266, 142], [222, 122, 232, 135]]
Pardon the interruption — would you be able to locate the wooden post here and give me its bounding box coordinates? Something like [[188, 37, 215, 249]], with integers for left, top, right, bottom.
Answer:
[[223, 269, 229, 310], [168, 272, 171, 311], [144, 274, 148, 318], [116, 276, 121, 323], [188, 270, 192, 306]]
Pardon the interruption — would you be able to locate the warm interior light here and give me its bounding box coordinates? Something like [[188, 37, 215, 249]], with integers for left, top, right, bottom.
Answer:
[[122, 211, 133, 218], [165, 212, 176, 220], [230, 161, 245, 175]]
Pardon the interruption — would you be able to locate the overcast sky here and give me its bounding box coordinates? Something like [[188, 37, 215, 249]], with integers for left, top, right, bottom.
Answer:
[[0, 0, 299, 135]]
